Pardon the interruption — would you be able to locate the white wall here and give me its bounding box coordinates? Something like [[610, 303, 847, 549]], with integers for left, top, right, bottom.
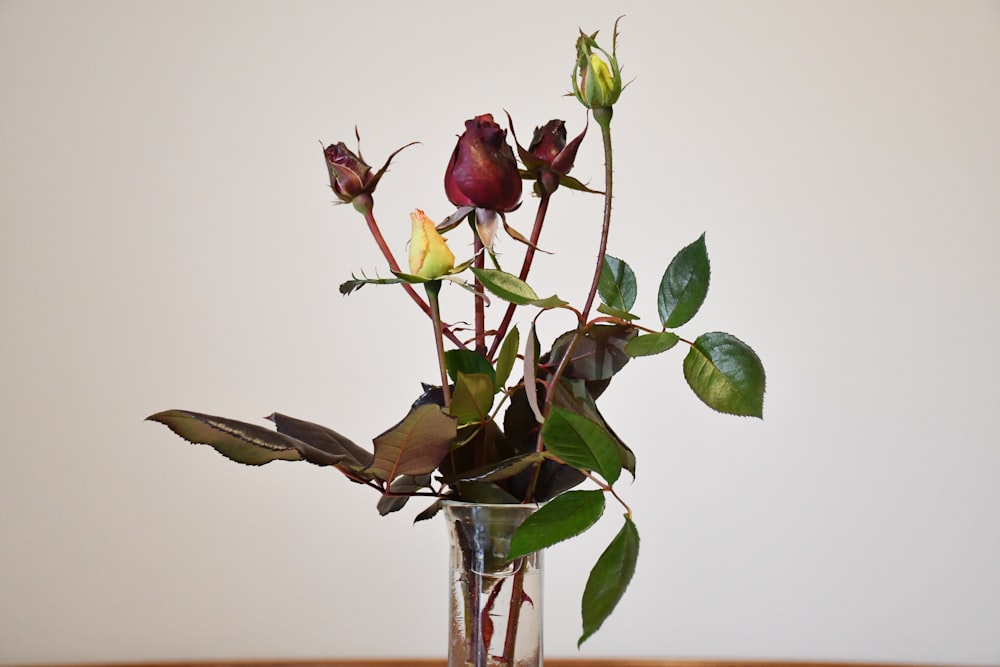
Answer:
[[2, 1, 998, 664]]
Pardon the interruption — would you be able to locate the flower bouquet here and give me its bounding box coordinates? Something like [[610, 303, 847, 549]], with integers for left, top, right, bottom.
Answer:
[[148, 19, 765, 666]]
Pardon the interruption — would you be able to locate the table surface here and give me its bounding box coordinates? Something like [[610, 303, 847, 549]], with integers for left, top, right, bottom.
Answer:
[[29, 660, 959, 667]]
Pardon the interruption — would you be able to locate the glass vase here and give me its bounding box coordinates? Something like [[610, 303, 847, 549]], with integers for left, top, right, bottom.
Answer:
[[444, 501, 542, 667]]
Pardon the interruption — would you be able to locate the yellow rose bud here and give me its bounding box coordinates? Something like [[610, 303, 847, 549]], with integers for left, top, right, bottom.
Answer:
[[408, 209, 455, 279]]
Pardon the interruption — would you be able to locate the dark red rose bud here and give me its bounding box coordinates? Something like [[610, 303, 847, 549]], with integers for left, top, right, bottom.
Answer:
[[325, 142, 373, 204], [507, 114, 593, 196], [323, 137, 417, 213], [444, 114, 522, 212]]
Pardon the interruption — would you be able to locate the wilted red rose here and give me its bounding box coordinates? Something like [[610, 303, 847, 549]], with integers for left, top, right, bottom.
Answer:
[[324, 142, 373, 203], [444, 114, 522, 212], [323, 138, 416, 212]]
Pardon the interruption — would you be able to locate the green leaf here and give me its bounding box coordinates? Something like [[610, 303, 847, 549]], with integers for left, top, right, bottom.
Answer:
[[471, 267, 539, 305], [445, 349, 496, 386], [683, 332, 765, 418], [657, 233, 710, 328], [494, 326, 520, 391], [579, 516, 640, 646], [368, 404, 457, 483], [528, 294, 569, 309], [624, 332, 680, 357], [596, 302, 639, 321], [541, 407, 622, 485], [147, 409, 322, 466], [551, 378, 635, 478], [448, 372, 495, 425], [598, 254, 637, 311], [389, 270, 432, 284], [508, 490, 606, 560]]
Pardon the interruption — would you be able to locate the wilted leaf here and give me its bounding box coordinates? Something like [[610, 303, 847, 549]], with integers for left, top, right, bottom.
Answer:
[[658, 233, 710, 328], [340, 275, 406, 295], [368, 404, 457, 483], [523, 323, 545, 424], [683, 332, 765, 418], [266, 412, 373, 471], [579, 516, 640, 646], [148, 409, 316, 466], [376, 473, 431, 516], [598, 254, 637, 311], [438, 452, 545, 485], [546, 324, 637, 382], [541, 407, 622, 485], [508, 490, 606, 560]]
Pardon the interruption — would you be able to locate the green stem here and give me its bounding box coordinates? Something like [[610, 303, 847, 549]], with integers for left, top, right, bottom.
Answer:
[[581, 107, 614, 319], [426, 282, 451, 407]]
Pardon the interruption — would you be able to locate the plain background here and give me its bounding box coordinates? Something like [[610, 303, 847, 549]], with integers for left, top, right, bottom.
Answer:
[[2, 0, 999, 664]]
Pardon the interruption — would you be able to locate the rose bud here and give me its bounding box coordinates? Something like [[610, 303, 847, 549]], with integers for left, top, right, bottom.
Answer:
[[571, 19, 624, 111], [323, 136, 416, 213], [507, 114, 596, 196], [444, 114, 522, 212], [408, 209, 455, 280]]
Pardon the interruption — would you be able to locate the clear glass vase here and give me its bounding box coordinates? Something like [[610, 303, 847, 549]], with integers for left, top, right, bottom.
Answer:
[[444, 501, 542, 667]]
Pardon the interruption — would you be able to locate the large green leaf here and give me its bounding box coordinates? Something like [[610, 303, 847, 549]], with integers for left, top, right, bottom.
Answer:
[[508, 490, 606, 560], [494, 326, 520, 391], [148, 409, 320, 466], [683, 332, 765, 418], [551, 378, 635, 478], [658, 233, 710, 328], [368, 404, 457, 482], [541, 407, 622, 485], [598, 254, 637, 311], [579, 516, 640, 646], [448, 372, 495, 425]]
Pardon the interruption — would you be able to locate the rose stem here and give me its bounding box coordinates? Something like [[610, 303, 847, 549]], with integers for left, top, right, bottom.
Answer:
[[581, 106, 614, 319], [487, 192, 551, 361], [357, 199, 465, 349], [425, 281, 451, 407]]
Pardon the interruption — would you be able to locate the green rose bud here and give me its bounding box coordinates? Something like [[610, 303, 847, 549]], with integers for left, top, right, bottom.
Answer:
[[408, 209, 455, 280], [571, 18, 624, 112]]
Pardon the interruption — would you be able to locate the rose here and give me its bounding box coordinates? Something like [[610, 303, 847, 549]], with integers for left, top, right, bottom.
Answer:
[[444, 114, 522, 212], [408, 209, 455, 279], [509, 117, 588, 195], [323, 138, 416, 213], [571, 20, 624, 111]]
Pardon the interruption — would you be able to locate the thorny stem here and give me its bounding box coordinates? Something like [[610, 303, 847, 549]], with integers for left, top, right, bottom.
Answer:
[[473, 218, 487, 357], [581, 107, 614, 319], [426, 282, 451, 407], [358, 199, 466, 349], [487, 192, 552, 361]]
